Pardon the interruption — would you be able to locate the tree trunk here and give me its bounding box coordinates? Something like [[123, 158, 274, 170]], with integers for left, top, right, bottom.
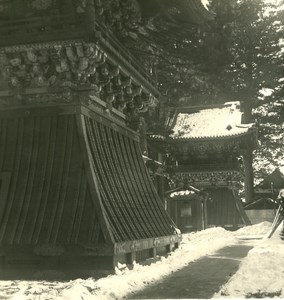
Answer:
[[242, 149, 254, 203], [242, 99, 254, 123]]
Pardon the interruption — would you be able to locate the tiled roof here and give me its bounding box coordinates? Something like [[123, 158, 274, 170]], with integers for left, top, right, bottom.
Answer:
[[256, 167, 284, 189], [169, 102, 252, 140]]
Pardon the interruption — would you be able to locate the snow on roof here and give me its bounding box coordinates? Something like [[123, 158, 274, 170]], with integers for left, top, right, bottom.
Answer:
[[170, 103, 252, 140], [279, 165, 284, 174], [201, 0, 210, 9], [148, 134, 166, 141], [170, 190, 197, 198]]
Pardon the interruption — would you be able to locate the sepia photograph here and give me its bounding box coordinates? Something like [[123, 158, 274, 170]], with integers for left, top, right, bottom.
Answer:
[[0, 0, 283, 299]]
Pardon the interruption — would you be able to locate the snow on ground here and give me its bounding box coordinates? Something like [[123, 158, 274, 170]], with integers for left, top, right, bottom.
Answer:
[[0, 222, 282, 300], [233, 221, 272, 239], [215, 222, 284, 299], [0, 228, 236, 300]]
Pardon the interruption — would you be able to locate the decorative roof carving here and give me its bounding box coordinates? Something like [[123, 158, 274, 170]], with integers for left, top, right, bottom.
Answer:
[[0, 1, 161, 119], [168, 170, 244, 189], [0, 41, 158, 116]]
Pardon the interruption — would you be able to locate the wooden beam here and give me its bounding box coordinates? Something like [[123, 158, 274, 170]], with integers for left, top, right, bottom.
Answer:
[[114, 234, 181, 255]]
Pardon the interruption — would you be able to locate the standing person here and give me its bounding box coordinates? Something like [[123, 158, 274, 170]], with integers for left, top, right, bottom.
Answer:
[[277, 189, 284, 240]]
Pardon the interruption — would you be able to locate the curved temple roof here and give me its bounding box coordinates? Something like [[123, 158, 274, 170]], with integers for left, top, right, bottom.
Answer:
[[170, 102, 253, 140]]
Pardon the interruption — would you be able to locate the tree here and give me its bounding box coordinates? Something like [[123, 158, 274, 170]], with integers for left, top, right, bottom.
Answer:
[[250, 1, 284, 182], [120, 0, 283, 120], [94, 0, 284, 181]]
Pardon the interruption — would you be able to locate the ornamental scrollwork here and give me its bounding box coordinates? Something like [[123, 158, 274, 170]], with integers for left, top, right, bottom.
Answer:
[[169, 170, 244, 189], [0, 42, 158, 116], [173, 141, 241, 158]]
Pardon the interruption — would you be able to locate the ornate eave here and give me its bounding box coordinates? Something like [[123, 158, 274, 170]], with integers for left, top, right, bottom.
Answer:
[[0, 40, 158, 111], [149, 128, 257, 157], [0, 4, 160, 119], [168, 169, 244, 190], [149, 102, 258, 155]]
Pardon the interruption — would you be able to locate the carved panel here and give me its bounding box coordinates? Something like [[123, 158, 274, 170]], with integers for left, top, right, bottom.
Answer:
[[0, 41, 158, 116], [169, 170, 244, 189], [173, 140, 241, 158]]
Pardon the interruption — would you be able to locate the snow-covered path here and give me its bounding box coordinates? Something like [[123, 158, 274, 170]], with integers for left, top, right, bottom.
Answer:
[[215, 223, 284, 298], [130, 241, 255, 299], [0, 222, 282, 300]]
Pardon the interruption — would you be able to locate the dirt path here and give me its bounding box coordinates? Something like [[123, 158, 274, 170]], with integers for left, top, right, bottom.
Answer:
[[128, 240, 255, 299]]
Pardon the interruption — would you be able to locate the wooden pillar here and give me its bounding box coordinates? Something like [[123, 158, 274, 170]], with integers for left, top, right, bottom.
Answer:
[[200, 199, 208, 230], [203, 198, 208, 229], [200, 201, 204, 230], [242, 100, 254, 123], [197, 199, 203, 230], [174, 200, 178, 226], [242, 149, 254, 203]]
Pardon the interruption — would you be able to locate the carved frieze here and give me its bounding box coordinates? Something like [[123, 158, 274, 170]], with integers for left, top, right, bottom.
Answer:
[[0, 41, 158, 116], [0, 0, 160, 123], [172, 140, 241, 158], [168, 170, 244, 189]]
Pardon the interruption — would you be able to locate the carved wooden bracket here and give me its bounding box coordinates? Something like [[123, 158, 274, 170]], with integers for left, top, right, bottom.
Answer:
[[0, 41, 159, 118]]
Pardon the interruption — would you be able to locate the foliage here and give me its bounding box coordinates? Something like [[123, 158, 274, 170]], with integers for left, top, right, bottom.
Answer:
[[253, 99, 284, 183], [95, 0, 283, 106], [103, 0, 284, 114], [97, 0, 284, 181]]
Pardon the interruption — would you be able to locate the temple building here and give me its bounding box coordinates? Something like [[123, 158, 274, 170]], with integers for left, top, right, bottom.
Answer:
[[246, 167, 284, 224], [150, 102, 258, 232], [0, 0, 214, 277]]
